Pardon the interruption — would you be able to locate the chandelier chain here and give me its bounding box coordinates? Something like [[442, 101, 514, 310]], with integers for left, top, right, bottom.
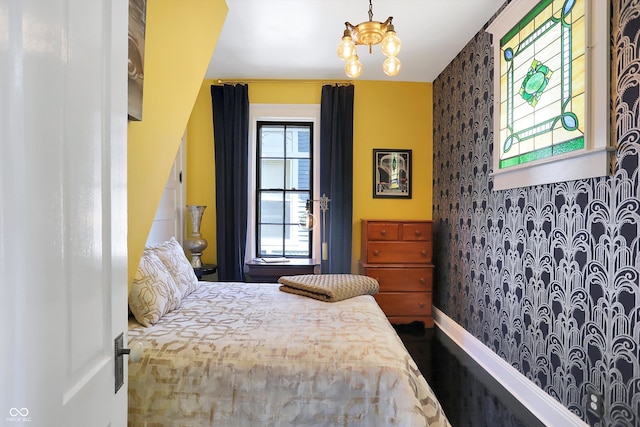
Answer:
[[368, 0, 373, 21]]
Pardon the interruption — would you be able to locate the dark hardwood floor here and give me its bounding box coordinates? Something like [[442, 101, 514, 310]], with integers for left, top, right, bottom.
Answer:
[[394, 322, 546, 427]]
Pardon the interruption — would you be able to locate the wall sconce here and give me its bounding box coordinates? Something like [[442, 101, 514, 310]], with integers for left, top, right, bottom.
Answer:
[[298, 194, 330, 260]]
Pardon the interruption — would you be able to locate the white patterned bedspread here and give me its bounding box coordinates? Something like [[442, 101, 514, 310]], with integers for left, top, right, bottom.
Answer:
[[128, 282, 450, 427]]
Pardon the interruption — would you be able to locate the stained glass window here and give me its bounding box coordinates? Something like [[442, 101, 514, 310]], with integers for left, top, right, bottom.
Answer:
[[498, 0, 585, 169], [487, 0, 610, 190]]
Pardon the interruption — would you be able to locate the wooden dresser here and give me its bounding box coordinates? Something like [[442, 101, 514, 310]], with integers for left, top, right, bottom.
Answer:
[[359, 219, 434, 328]]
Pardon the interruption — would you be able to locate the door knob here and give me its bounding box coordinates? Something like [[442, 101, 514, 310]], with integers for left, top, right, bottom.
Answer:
[[118, 340, 143, 363], [114, 333, 144, 393]]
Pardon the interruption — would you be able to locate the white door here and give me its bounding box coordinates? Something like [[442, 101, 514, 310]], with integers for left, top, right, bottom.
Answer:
[[146, 134, 186, 246], [0, 1, 128, 426]]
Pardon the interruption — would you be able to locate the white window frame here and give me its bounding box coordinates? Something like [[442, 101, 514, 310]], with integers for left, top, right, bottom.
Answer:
[[486, 0, 613, 191], [246, 104, 321, 263]]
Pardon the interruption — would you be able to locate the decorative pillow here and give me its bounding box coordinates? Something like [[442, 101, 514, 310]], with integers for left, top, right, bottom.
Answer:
[[128, 250, 181, 327], [149, 237, 199, 299]]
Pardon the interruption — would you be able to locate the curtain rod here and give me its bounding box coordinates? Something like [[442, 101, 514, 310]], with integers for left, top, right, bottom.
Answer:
[[212, 78, 353, 86]]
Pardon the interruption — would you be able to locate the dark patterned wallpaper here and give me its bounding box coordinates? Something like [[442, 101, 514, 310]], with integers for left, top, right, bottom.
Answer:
[[432, 1, 639, 426]]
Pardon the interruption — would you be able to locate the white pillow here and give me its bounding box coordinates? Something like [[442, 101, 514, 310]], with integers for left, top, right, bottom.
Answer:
[[149, 237, 200, 299], [128, 250, 181, 327]]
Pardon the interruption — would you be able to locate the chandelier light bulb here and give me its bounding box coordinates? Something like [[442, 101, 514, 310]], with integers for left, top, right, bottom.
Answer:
[[337, 32, 356, 60], [381, 28, 401, 57], [382, 56, 401, 76], [345, 55, 363, 78]]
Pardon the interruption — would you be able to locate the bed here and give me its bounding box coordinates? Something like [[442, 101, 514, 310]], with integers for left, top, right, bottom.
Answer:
[[127, 238, 450, 427]]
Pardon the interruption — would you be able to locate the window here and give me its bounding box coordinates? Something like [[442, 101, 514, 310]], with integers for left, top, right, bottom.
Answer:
[[486, 0, 612, 190], [247, 104, 321, 262], [256, 122, 313, 257]]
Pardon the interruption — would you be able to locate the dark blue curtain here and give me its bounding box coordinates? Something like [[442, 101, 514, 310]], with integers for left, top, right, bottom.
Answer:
[[320, 84, 354, 273], [211, 84, 249, 281]]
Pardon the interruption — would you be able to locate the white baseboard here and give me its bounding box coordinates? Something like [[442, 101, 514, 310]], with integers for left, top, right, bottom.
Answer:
[[433, 306, 589, 427]]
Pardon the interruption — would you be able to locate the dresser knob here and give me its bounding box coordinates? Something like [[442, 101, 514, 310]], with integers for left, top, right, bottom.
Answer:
[[421, 250, 427, 256], [419, 277, 426, 284], [415, 230, 421, 236], [419, 302, 425, 308], [373, 250, 379, 256], [380, 229, 387, 236]]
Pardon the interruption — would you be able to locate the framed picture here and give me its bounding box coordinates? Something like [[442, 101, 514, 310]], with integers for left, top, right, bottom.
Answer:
[[128, 0, 146, 121], [373, 149, 412, 199]]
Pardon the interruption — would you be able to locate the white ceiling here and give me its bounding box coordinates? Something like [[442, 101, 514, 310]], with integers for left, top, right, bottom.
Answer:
[[206, 0, 505, 83]]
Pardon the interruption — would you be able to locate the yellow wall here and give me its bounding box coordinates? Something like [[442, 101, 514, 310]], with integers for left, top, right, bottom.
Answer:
[[186, 80, 432, 273], [127, 0, 227, 286], [351, 81, 433, 271], [186, 80, 324, 266]]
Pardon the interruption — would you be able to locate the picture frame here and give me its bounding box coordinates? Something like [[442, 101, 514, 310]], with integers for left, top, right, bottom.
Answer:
[[128, 0, 146, 121], [373, 149, 412, 199]]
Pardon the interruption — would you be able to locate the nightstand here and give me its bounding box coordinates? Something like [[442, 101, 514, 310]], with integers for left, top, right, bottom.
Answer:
[[244, 258, 317, 283], [193, 264, 217, 280]]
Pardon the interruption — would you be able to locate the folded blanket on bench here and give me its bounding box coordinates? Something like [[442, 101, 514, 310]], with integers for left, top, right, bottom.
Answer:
[[278, 274, 379, 302]]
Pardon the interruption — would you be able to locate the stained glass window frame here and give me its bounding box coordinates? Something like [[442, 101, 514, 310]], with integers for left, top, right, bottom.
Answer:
[[486, 0, 612, 191]]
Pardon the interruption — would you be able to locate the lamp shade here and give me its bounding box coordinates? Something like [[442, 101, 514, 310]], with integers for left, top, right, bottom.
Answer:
[[298, 211, 316, 230]]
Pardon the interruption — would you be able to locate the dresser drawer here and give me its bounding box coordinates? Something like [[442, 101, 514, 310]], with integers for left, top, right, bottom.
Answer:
[[360, 266, 433, 291], [366, 241, 432, 264], [402, 222, 432, 241], [374, 292, 432, 316], [366, 222, 400, 241]]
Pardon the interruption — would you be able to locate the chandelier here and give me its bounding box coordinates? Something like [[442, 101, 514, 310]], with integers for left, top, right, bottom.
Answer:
[[337, 0, 402, 78]]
